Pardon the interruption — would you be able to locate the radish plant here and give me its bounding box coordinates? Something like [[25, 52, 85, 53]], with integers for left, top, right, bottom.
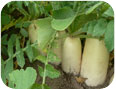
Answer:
[[1, 1, 114, 89]]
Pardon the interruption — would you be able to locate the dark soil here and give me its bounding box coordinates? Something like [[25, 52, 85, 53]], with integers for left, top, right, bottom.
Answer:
[[25, 60, 114, 89]]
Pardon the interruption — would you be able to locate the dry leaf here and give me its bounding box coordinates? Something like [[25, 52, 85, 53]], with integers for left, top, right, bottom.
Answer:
[[75, 77, 87, 84]]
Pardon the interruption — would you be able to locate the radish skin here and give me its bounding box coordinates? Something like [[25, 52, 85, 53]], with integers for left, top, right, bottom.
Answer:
[[51, 31, 65, 65], [51, 39, 62, 65], [62, 37, 82, 75], [28, 23, 45, 56], [28, 23, 38, 43], [80, 38, 109, 86]]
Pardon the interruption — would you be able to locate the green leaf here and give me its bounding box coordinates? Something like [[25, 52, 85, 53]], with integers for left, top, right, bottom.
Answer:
[[81, 23, 89, 32], [20, 28, 28, 37], [8, 80, 15, 88], [104, 20, 114, 52], [38, 64, 60, 78], [9, 67, 37, 89], [1, 34, 8, 45], [53, 7, 75, 19], [15, 22, 22, 28], [25, 41, 34, 62], [16, 37, 25, 68], [92, 19, 107, 37], [31, 83, 50, 89], [15, 2, 28, 16], [32, 46, 40, 58], [85, 2, 103, 14], [23, 21, 31, 28], [87, 20, 97, 35], [46, 64, 60, 79], [103, 7, 114, 17], [1, 45, 8, 56], [4, 58, 13, 79], [28, 2, 39, 18], [8, 34, 17, 57], [1, 58, 6, 84], [48, 51, 60, 63], [34, 17, 56, 49], [69, 13, 97, 33], [1, 13, 11, 26], [38, 66, 44, 77], [51, 15, 76, 31], [35, 55, 47, 64]]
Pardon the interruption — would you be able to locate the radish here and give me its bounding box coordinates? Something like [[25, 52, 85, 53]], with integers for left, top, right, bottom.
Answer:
[[51, 31, 65, 65], [80, 38, 109, 86], [62, 37, 82, 75], [28, 24, 64, 65], [51, 39, 62, 65], [28, 23, 38, 43]]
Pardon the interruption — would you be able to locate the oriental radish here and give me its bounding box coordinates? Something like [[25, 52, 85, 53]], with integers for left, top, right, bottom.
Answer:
[[62, 37, 82, 75], [80, 38, 109, 86], [28, 23, 38, 43], [51, 31, 65, 65]]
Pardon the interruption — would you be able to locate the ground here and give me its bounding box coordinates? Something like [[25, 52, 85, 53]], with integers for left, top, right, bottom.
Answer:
[[25, 59, 114, 89]]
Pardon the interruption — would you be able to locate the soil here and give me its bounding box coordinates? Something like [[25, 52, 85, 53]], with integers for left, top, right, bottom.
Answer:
[[24, 59, 114, 89]]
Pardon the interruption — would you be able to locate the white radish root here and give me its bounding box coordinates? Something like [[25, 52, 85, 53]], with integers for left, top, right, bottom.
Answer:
[[62, 37, 82, 75], [51, 31, 65, 65], [28, 23, 38, 43], [51, 39, 62, 65], [80, 38, 109, 86]]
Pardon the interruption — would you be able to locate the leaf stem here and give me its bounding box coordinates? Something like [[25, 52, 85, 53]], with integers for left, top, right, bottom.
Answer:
[[41, 31, 56, 89], [4, 42, 38, 65]]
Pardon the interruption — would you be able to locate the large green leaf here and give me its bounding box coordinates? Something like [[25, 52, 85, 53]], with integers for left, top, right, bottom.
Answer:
[[16, 37, 25, 68], [85, 2, 103, 14], [87, 20, 97, 35], [52, 7, 75, 19], [92, 19, 107, 37], [71, 13, 97, 33], [34, 17, 56, 49], [103, 7, 114, 17], [9, 67, 37, 89], [104, 20, 114, 52], [25, 41, 34, 62], [51, 15, 76, 31], [46, 64, 60, 79]]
